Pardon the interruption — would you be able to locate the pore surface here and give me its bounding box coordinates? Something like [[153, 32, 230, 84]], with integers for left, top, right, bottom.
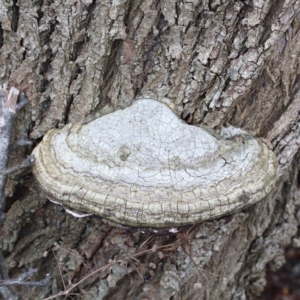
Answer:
[[32, 99, 278, 228]]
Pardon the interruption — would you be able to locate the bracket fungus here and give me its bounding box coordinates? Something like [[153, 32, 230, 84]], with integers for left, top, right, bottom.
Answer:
[[32, 99, 278, 228]]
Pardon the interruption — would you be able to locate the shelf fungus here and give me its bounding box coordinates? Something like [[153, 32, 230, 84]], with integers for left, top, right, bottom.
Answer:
[[32, 99, 278, 228]]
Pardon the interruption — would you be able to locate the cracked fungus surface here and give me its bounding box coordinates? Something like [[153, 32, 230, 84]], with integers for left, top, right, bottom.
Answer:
[[32, 99, 278, 228]]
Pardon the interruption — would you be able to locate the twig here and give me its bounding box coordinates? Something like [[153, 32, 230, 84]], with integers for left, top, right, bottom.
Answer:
[[0, 268, 51, 287], [0, 86, 38, 299], [16, 93, 28, 111], [0, 86, 29, 227], [44, 238, 185, 299], [9, 134, 33, 152], [0, 287, 19, 300], [42, 263, 113, 300], [0, 155, 35, 175], [52, 249, 67, 292]]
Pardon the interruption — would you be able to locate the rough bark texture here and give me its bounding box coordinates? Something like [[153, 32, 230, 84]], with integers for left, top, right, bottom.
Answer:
[[0, 0, 299, 299]]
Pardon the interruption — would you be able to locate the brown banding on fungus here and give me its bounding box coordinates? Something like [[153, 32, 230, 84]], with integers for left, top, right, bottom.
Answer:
[[32, 99, 278, 228]]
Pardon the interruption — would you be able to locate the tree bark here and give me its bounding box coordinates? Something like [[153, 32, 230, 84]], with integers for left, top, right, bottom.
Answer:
[[0, 0, 299, 299]]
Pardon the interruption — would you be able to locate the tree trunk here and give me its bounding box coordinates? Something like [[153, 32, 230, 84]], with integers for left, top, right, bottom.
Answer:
[[0, 0, 300, 299]]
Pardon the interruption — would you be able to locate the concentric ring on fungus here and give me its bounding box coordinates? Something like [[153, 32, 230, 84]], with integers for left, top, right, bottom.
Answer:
[[32, 99, 278, 228]]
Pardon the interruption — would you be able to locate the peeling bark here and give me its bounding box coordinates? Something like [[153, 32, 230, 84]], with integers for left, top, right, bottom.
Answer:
[[0, 0, 299, 299]]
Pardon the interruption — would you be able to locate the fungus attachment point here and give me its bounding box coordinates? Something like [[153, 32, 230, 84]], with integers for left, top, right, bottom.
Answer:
[[32, 99, 278, 228]]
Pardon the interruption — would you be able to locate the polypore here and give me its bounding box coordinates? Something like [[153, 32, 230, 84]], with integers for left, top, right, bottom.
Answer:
[[32, 99, 278, 228]]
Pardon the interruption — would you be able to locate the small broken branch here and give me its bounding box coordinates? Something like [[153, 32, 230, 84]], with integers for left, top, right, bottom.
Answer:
[[0, 86, 35, 299], [9, 134, 33, 152], [0, 86, 32, 228], [0, 155, 35, 176], [15, 93, 28, 112], [0, 268, 51, 287]]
